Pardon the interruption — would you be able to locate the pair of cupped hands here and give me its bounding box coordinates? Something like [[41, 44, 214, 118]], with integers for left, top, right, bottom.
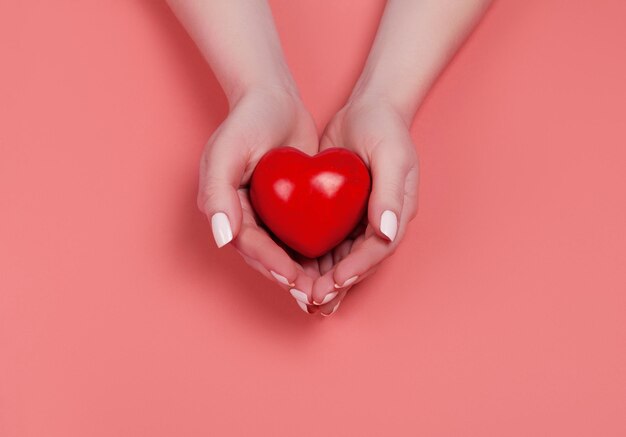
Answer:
[[198, 86, 419, 316]]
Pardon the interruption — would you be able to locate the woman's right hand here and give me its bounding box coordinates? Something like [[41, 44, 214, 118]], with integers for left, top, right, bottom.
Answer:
[[197, 86, 321, 312]]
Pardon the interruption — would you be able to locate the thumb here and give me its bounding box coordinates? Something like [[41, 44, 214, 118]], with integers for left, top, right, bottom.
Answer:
[[368, 142, 415, 242], [197, 134, 247, 248]]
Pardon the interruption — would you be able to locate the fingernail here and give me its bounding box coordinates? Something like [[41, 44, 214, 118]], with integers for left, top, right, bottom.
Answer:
[[289, 288, 310, 304], [380, 210, 398, 242], [321, 301, 341, 317], [270, 271, 295, 287], [314, 291, 338, 306], [211, 212, 233, 248], [334, 275, 358, 289], [296, 300, 310, 314]]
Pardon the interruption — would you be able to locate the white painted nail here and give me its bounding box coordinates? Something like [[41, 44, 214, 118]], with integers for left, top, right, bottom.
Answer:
[[270, 271, 294, 287], [289, 288, 310, 304], [334, 275, 358, 289], [321, 301, 341, 317], [380, 210, 398, 242], [315, 291, 339, 306], [296, 300, 310, 314], [211, 212, 233, 248]]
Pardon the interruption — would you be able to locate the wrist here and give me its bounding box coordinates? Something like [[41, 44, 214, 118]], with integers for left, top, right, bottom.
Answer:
[[346, 86, 414, 127], [226, 80, 308, 133], [347, 64, 427, 125], [224, 64, 300, 109]]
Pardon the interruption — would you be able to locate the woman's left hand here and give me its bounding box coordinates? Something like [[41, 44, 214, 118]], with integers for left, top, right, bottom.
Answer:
[[310, 97, 420, 315]]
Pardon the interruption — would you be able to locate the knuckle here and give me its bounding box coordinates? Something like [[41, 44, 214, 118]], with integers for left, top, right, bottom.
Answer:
[[199, 182, 224, 215], [374, 184, 404, 208]]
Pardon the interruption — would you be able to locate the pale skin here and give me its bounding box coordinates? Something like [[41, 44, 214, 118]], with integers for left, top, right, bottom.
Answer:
[[167, 0, 491, 315]]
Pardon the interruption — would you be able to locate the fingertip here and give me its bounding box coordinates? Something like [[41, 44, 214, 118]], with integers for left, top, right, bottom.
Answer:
[[311, 271, 336, 305], [295, 300, 312, 314], [201, 181, 243, 242], [332, 258, 357, 289], [265, 254, 299, 287], [320, 289, 347, 317], [290, 288, 311, 305], [291, 273, 315, 305], [313, 290, 338, 306], [321, 300, 342, 317], [334, 275, 358, 289], [332, 235, 390, 288], [270, 270, 295, 287], [379, 210, 398, 242], [368, 199, 400, 242], [368, 148, 408, 242], [211, 212, 233, 248]]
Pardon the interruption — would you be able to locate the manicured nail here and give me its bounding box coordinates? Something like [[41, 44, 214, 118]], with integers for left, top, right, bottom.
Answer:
[[314, 291, 338, 306], [321, 301, 341, 317], [289, 288, 310, 304], [211, 212, 233, 248], [296, 300, 310, 314], [380, 210, 398, 242], [271, 271, 294, 287], [334, 275, 358, 289]]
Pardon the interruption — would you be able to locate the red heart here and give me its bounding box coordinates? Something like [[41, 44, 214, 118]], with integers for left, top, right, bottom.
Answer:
[[250, 147, 371, 258]]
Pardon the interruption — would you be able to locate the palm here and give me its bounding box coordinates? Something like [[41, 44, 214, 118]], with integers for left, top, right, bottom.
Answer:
[[309, 102, 419, 312], [199, 89, 323, 304]]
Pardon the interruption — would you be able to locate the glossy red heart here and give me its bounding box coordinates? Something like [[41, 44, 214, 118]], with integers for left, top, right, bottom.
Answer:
[[250, 147, 371, 258]]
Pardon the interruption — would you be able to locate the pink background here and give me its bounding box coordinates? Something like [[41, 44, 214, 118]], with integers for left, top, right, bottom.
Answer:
[[2, 1, 626, 435]]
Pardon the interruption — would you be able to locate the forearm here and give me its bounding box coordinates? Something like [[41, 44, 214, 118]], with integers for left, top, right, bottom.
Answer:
[[351, 0, 491, 123], [167, 0, 297, 105]]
